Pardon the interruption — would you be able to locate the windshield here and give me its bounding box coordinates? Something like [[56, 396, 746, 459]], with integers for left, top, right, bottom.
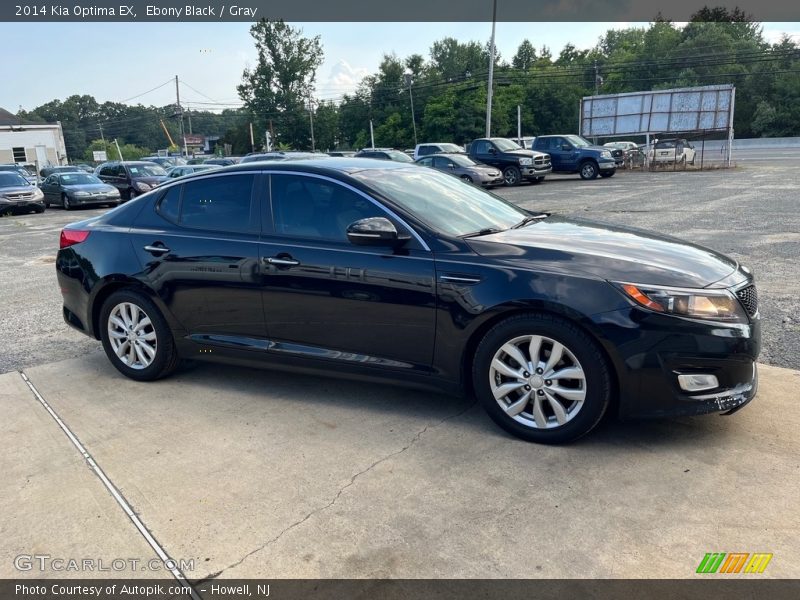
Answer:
[[439, 143, 464, 153], [59, 173, 102, 185], [0, 172, 29, 187], [350, 167, 527, 237], [564, 135, 592, 147], [129, 164, 167, 176], [388, 151, 414, 163], [492, 139, 522, 151], [449, 154, 479, 167]]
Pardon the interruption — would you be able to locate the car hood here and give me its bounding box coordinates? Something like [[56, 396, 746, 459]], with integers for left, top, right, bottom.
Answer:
[[133, 176, 169, 185], [503, 149, 549, 159], [0, 185, 39, 195], [466, 216, 738, 288], [64, 184, 117, 193]]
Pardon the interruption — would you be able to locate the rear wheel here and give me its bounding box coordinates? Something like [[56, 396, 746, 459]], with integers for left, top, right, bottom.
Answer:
[[503, 165, 522, 186], [579, 161, 599, 180], [472, 313, 611, 444], [99, 289, 180, 381]]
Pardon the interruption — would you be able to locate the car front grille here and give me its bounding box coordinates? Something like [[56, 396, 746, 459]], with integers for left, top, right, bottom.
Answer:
[[736, 285, 758, 317], [5, 192, 35, 200], [534, 156, 551, 167]]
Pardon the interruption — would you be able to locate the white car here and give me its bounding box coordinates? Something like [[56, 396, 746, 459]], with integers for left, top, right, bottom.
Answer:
[[648, 138, 697, 165]]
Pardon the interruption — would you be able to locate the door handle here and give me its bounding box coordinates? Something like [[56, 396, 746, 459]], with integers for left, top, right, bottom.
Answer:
[[265, 256, 300, 266], [144, 244, 170, 256]]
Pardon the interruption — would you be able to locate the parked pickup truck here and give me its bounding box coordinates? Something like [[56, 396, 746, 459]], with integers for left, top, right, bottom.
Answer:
[[532, 135, 617, 180], [467, 138, 552, 186]]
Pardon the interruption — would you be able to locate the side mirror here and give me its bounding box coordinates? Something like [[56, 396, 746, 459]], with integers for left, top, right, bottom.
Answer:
[[488, 147, 497, 154], [347, 217, 409, 247], [561, 144, 572, 151], [447, 164, 455, 170]]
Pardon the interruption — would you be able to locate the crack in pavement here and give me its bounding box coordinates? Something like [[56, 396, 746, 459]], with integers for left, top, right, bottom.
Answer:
[[197, 399, 478, 582]]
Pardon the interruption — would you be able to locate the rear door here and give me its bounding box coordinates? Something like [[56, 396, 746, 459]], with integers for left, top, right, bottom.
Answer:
[[128, 173, 266, 349], [257, 172, 437, 372]]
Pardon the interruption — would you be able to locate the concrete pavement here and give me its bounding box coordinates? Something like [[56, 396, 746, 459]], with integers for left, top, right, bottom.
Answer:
[[1, 352, 798, 581]]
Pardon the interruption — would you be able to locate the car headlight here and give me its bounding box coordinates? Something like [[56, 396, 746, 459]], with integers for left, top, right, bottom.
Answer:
[[32, 188, 44, 200], [74, 191, 90, 197], [615, 283, 748, 323], [518, 157, 533, 166], [601, 150, 613, 159], [134, 182, 152, 192]]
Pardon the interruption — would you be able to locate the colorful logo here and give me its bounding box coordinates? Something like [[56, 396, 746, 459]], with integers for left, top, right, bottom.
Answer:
[[696, 552, 772, 574]]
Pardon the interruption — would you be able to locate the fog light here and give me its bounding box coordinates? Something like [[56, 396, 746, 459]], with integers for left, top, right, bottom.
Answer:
[[678, 373, 719, 392]]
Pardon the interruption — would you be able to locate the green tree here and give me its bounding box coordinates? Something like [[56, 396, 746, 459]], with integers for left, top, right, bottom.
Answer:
[[237, 19, 324, 149]]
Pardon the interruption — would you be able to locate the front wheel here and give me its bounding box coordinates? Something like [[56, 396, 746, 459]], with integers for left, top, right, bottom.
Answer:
[[99, 289, 180, 381], [579, 161, 599, 180], [503, 165, 522, 186], [62, 194, 72, 210], [472, 313, 611, 444], [460, 174, 473, 184]]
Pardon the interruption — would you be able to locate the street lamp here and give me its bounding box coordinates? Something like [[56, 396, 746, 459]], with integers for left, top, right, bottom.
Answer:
[[404, 70, 418, 147]]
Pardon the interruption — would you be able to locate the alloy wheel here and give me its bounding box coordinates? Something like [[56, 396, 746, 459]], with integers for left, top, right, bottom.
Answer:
[[107, 302, 158, 370], [489, 334, 587, 429]]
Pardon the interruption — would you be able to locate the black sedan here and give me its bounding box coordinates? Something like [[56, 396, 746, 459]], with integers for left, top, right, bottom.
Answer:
[[41, 172, 121, 210], [55, 159, 760, 444]]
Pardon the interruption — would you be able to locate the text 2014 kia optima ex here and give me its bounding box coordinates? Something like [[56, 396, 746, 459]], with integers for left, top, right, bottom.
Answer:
[[56, 159, 760, 443]]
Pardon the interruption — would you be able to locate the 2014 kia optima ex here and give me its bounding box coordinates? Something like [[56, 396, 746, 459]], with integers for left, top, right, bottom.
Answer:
[[56, 159, 760, 444]]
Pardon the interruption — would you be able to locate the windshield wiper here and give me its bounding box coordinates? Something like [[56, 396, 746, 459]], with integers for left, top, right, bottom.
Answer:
[[511, 214, 548, 229], [461, 227, 505, 238]]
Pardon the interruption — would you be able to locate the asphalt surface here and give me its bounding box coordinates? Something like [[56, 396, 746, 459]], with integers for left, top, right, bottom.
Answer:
[[0, 162, 797, 374]]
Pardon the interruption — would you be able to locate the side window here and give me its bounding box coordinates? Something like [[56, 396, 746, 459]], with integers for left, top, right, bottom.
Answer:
[[552, 137, 566, 150], [419, 146, 434, 157], [99, 165, 114, 177], [417, 157, 433, 167], [180, 174, 255, 232], [271, 175, 385, 243], [432, 156, 451, 169], [474, 141, 489, 154], [115, 165, 127, 178], [156, 185, 181, 224]]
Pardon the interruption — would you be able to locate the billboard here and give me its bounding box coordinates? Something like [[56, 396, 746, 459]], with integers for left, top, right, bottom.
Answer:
[[580, 84, 735, 138]]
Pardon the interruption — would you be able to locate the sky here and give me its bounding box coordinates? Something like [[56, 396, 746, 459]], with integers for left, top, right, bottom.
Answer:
[[2, 21, 799, 113]]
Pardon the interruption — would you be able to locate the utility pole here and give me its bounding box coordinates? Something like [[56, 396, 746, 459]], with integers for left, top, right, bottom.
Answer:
[[485, 0, 497, 137], [404, 72, 418, 146], [369, 119, 375, 148], [175, 75, 187, 156], [99, 124, 107, 156], [308, 97, 315, 152], [249, 122, 255, 153], [517, 105, 521, 143], [594, 60, 599, 96]]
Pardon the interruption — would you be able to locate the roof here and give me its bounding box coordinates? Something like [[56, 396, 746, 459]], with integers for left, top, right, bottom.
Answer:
[[221, 157, 418, 176], [0, 107, 58, 127]]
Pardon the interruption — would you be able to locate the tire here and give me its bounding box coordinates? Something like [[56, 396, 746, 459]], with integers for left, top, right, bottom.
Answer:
[[460, 175, 473, 184], [600, 171, 615, 178], [579, 161, 599, 180], [531, 177, 544, 184], [502, 165, 522, 187], [472, 313, 611, 444], [99, 289, 180, 382], [681, 156, 687, 167], [62, 194, 72, 210], [43, 199, 50, 209], [34, 206, 45, 214]]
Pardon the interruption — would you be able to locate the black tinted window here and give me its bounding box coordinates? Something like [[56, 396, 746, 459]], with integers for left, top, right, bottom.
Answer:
[[157, 185, 181, 224], [271, 175, 384, 242], [180, 175, 254, 232]]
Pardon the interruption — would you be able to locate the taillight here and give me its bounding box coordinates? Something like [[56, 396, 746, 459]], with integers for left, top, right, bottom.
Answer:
[[60, 229, 90, 249]]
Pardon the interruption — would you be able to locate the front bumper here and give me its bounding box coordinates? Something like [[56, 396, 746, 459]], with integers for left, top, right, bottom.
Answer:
[[69, 194, 120, 206], [0, 198, 44, 212], [521, 165, 552, 179], [598, 160, 617, 173], [593, 306, 760, 419]]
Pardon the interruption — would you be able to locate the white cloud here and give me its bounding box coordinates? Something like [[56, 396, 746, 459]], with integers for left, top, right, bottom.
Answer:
[[318, 60, 370, 99]]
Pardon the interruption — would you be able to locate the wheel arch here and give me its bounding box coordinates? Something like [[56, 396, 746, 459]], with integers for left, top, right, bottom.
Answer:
[[459, 303, 622, 415], [89, 277, 180, 340]]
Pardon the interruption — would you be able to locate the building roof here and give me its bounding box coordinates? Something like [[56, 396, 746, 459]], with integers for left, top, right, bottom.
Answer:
[[0, 107, 56, 127]]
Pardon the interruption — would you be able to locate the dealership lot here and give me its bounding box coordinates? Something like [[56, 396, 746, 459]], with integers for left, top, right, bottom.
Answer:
[[1, 164, 799, 581]]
